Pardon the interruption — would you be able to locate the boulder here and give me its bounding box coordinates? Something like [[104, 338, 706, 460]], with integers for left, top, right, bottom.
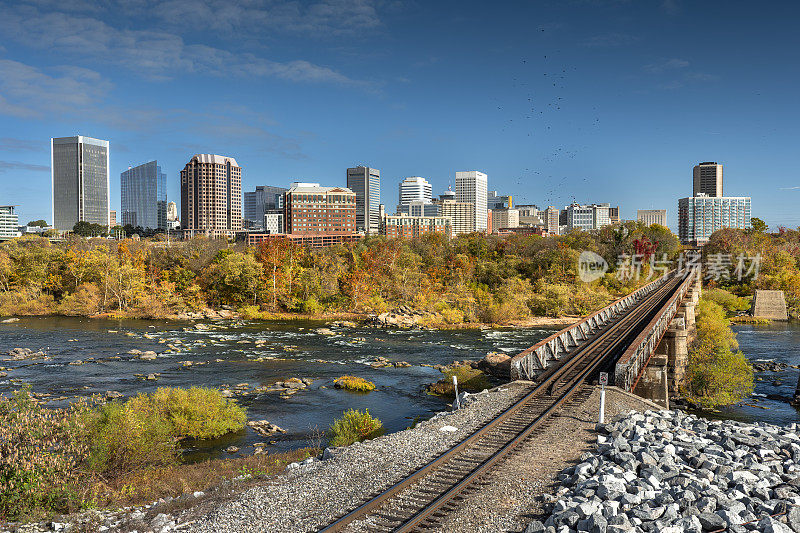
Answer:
[[138, 351, 158, 361], [478, 352, 512, 378]]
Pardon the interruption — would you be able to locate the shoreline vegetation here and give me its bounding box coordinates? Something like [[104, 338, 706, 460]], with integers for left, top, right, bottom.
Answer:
[[0, 226, 680, 327]]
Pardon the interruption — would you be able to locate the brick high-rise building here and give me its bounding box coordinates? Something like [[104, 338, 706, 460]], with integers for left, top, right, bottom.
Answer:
[[285, 183, 356, 235], [180, 154, 242, 239]]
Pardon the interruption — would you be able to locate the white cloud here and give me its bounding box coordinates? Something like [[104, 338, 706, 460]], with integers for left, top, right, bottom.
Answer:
[[0, 59, 111, 118], [0, 3, 369, 86]]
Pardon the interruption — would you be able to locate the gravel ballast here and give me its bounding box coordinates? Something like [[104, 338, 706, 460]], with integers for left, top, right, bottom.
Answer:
[[188, 382, 534, 533], [529, 409, 800, 533]]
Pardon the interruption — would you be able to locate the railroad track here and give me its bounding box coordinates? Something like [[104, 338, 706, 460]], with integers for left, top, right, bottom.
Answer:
[[319, 273, 687, 533]]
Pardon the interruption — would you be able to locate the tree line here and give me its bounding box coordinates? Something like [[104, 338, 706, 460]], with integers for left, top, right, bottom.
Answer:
[[0, 222, 681, 322]]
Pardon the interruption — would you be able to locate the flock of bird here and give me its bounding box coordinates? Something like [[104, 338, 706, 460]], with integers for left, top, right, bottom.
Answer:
[[497, 53, 600, 208]]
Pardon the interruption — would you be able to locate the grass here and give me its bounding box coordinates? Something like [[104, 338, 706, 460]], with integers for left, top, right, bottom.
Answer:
[[427, 365, 493, 398], [328, 409, 384, 447], [88, 447, 318, 509], [730, 316, 772, 324], [333, 375, 376, 392]]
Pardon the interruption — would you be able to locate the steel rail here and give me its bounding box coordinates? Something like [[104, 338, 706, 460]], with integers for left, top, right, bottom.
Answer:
[[318, 274, 687, 533]]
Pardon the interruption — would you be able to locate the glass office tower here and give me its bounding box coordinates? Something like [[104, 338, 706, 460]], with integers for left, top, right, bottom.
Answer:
[[51, 136, 110, 231], [120, 160, 167, 230]]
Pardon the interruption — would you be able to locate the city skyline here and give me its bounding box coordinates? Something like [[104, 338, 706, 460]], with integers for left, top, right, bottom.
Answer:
[[1, 1, 797, 229]]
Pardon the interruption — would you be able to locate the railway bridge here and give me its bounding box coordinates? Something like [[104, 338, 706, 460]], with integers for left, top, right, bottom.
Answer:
[[321, 269, 701, 532], [510, 268, 701, 408]]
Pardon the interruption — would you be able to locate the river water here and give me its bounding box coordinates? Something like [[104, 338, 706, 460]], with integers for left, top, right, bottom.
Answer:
[[2, 317, 798, 459], [708, 322, 800, 424], [0, 317, 554, 459]]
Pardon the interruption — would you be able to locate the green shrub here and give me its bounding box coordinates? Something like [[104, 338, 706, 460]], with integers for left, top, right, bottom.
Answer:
[[329, 409, 384, 446], [702, 288, 751, 316], [84, 400, 176, 473], [333, 376, 376, 392], [683, 298, 754, 408], [141, 387, 247, 439], [301, 296, 323, 315], [0, 387, 92, 520], [427, 365, 492, 397], [84, 387, 246, 473]]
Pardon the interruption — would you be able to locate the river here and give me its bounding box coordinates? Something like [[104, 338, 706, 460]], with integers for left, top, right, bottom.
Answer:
[[0, 316, 554, 459], [2, 317, 798, 460]]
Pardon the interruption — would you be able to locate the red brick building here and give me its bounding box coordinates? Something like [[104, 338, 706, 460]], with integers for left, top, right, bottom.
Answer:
[[285, 183, 356, 235]]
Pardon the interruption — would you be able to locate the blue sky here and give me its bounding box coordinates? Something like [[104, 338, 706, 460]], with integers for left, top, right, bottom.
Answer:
[[1, 0, 798, 230]]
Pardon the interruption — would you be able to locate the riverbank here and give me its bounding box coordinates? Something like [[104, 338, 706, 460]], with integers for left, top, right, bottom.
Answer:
[[1, 308, 580, 330]]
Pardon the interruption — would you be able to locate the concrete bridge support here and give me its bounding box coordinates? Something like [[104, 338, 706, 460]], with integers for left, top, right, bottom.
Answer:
[[632, 275, 699, 406]]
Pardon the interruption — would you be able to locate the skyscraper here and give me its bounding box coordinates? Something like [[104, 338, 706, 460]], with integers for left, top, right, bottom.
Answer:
[[180, 154, 242, 239], [693, 162, 723, 197], [397, 177, 432, 212], [345, 166, 380, 234], [243, 185, 288, 229], [455, 171, 488, 232], [121, 160, 167, 230], [51, 136, 110, 231], [167, 201, 178, 222]]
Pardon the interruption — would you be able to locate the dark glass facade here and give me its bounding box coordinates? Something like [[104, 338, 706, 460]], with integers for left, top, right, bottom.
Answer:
[[121, 161, 167, 230], [51, 136, 109, 231]]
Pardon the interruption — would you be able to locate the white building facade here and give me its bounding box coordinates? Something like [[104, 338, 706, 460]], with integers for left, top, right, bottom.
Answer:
[[397, 177, 432, 213], [678, 195, 751, 245], [455, 171, 488, 232], [637, 209, 667, 227], [0, 206, 20, 240]]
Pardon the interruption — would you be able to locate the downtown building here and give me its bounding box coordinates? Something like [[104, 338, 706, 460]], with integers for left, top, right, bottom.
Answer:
[[180, 154, 242, 239], [544, 206, 560, 235], [455, 171, 488, 232], [51, 136, 110, 232], [397, 176, 433, 214], [0, 206, 19, 240], [439, 198, 475, 236], [678, 196, 751, 246], [120, 161, 167, 230], [637, 209, 667, 227], [491, 208, 520, 231], [487, 191, 512, 210], [693, 162, 723, 197], [380, 210, 452, 239], [347, 166, 380, 234], [284, 183, 356, 235], [243, 185, 287, 230], [679, 161, 750, 246], [563, 203, 613, 232]]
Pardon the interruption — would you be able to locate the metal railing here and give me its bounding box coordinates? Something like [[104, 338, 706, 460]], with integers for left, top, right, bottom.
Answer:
[[509, 274, 671, 381], [614, 270, 697, 392]]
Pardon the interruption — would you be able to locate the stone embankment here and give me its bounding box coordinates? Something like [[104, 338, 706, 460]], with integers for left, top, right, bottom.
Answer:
[[528, 410, 800, 533]]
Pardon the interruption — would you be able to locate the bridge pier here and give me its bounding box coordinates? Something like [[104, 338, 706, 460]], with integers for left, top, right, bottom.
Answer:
[[625, 274, 699, 406], [632, 354, 669, 408]]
